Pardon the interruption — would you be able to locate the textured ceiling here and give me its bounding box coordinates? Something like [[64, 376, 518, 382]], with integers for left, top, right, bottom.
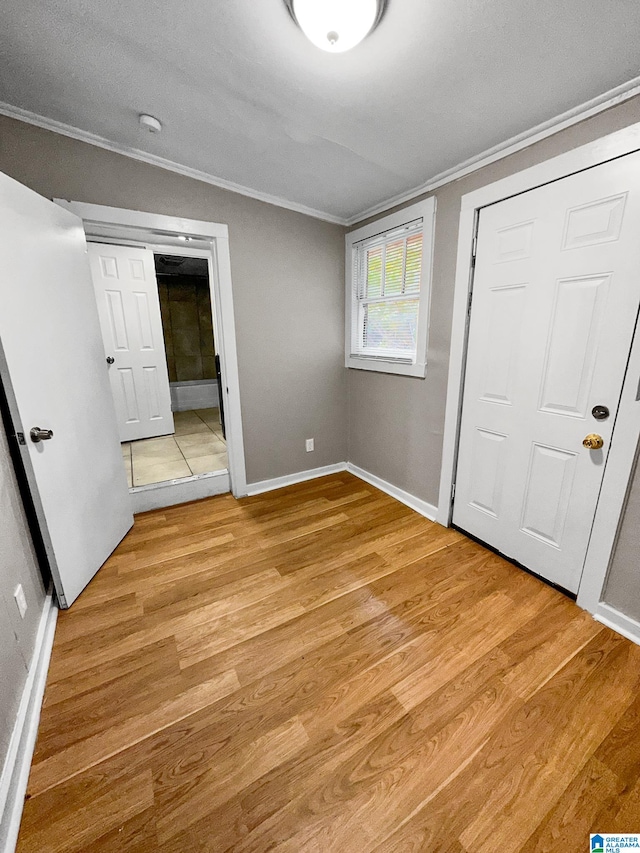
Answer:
[[1, 0, 639, 221]]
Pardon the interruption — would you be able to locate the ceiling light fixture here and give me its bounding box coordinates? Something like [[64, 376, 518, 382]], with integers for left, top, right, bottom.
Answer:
[[284, 0, 386, 53], [139, 114, 162, 134]]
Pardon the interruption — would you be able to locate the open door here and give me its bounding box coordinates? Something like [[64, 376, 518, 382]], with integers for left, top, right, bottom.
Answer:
[[87, 242, 175, 442], [0, 172, 133, 607]]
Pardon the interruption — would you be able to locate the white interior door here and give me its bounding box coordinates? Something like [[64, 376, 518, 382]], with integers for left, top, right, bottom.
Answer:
[[88, 243, 174, 442], [0, 173, 133, 607], [454, 151, 640, 593]]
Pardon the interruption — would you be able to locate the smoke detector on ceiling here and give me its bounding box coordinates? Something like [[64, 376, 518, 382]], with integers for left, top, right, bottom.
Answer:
[[139, 114, 162, 134]]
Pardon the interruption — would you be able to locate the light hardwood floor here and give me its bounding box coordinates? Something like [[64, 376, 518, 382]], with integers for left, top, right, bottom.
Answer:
[[16, 473, 640, 852]]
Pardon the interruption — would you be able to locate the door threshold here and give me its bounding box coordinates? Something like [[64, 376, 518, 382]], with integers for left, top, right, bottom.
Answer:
[[129, 469, 230, 513], [129, 468, 228, 494], [451, 524, 577, 601]]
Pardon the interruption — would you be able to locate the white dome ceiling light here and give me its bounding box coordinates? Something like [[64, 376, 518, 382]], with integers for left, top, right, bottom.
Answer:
[[284, 0, 387, 53]]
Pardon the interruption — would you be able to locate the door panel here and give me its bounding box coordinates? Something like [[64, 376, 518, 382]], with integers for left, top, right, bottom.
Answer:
[[480, 284, 526, 405], [454, 152, 640, 593], [562, 194, 626, 248], [519, 444, 577, 548], [467, 428, 507, 518], [538, 274, 609, 417], [0, 172, 133, 607], [88, 243, 174, 442], [106, 289, 129, 349]]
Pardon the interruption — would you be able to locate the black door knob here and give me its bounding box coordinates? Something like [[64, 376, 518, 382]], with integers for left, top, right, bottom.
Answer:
[[106, 356, 115, 365], [30, 427, 54, 443]]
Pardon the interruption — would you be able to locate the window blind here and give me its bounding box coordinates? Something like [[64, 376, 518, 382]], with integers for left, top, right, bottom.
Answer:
[[351, 218, 424, 362]]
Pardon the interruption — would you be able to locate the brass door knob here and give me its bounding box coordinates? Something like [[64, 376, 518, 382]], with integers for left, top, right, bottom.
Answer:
[[583, 433, 604, 450]]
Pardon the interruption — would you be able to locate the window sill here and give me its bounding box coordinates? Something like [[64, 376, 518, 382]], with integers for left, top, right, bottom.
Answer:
[[346, 356, 426, 378]]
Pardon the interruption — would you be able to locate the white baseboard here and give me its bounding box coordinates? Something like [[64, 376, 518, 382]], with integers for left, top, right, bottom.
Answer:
[[245, 463, 348, 497], [1, 592, 57, 853], [594, 602, 640, 647], [346, 463, 438, 521], [130, 469, 230, 513], [244, 461, 440, 523]]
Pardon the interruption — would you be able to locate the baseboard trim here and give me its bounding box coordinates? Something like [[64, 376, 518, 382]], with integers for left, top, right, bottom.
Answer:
[[245, 461, 440, 521], [346, 463, 438, 521], [1, 592, 57, 853], [594, 602, 640, 647], [245, 463, 348, 496]]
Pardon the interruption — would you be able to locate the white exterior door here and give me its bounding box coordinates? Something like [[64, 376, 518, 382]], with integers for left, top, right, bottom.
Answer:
[[0, 172, 133, 608], [88, 243, 174, 442], [454, 151, 640, 594]]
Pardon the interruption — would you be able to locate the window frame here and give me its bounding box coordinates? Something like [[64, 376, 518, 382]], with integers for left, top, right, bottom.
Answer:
[[345, 197, 436, 378]]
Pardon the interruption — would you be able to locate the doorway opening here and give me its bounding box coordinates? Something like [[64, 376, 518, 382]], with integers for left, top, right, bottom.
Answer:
[[119, 253, 228, 488], [54, 199, 249, 511]]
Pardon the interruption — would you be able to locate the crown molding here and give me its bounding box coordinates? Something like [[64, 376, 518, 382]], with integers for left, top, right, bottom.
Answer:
[[2, 74, 640, 231], [0, 102, 348, 226], [344, 74, 640, 226]]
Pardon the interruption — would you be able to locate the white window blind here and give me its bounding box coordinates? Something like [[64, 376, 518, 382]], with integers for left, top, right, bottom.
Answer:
[[351, 218, 424, 362]]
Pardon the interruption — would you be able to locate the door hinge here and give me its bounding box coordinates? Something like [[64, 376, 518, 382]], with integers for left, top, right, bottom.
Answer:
[[471, 233, 478, 265], [15, 432, 26, 446], [451, 482, 456, 503], [467, 288, 474, 317]]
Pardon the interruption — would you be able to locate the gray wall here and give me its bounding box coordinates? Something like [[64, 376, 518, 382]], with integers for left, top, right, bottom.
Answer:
[[348, 94, 640, 507], [604, 451, 640, 620], [0, 114, 346, 821], [0, 93, 639, 754], [348, 94, 640, 617], [0, 414, 46, 835], [0, 114, 348, 485]]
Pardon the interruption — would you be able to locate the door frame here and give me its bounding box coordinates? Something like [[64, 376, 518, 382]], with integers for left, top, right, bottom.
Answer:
[[55, 201, 248, 501], [436, 121, 640, 623]]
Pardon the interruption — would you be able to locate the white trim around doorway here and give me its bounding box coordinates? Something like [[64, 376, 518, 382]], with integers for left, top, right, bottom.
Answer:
[[436, 121, 640, 633], [54, 201, 248, 500]]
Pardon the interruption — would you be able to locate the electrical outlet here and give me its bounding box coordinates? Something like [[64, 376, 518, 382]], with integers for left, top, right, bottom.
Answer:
[[305, 438, 314, 452], [14, 584, 27, 619]]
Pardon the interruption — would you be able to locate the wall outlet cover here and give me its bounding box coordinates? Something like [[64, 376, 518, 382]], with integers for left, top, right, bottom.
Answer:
[[14, 584, 27, 619], [305, 438, 314, 452]]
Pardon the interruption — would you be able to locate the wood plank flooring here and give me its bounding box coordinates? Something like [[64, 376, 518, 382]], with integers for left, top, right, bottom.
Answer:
[[16, 473, 640, 852]]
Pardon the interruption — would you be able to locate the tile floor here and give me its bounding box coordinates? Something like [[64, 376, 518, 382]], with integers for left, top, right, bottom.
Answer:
[[121, 408, 227, 488]]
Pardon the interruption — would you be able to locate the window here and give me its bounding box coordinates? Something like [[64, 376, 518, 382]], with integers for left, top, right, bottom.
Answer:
[[345, 198, 435, 377]]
